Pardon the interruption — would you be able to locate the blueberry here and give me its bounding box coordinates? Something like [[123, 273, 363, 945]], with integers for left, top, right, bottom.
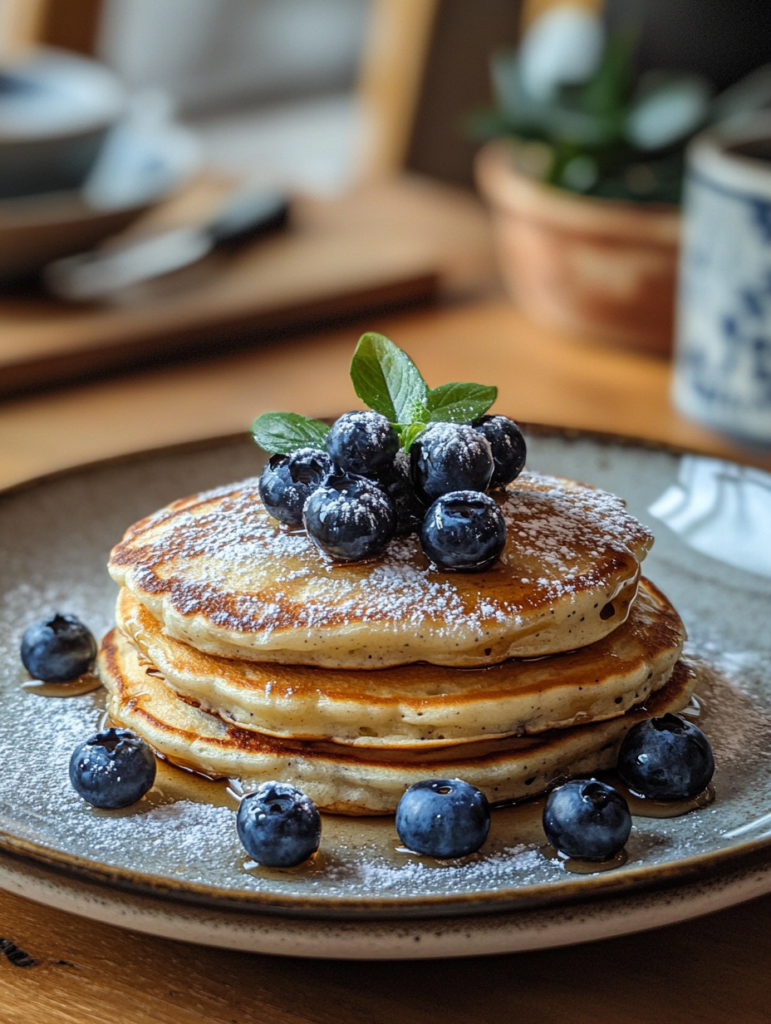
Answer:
[[410, 423, 494, 504], [396, 778, 490, 858], [420, 490, 506, 571], [21, 613, 97, 682], [543, 779, 631, 861], [258, 447, 332, 526], [473, 415, 527, 487], [379, 451, 426, 536], [326, 411, 399, 477], [303, 471, 396, 561], [617, 714, 715, 801], [237, 781, 321, 867], [69, 728, 156, 809]]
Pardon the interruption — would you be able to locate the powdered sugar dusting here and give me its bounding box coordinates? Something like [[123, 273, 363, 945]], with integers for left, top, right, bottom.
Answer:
[[319, 843, 549, 895], [416, 422, 492, 472], [334, 410, 389, 444], [305, 477, 392, 538], [110, 471, 652, 640]]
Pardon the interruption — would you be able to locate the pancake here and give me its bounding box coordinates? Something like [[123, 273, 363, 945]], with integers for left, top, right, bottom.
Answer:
[[98, 628, 696, 815], [108, 470, 653, 668], [116, 578, 684, 748]]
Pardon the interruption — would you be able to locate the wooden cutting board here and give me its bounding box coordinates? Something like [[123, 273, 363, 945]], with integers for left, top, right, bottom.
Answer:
[[0, 175, 495, 397]]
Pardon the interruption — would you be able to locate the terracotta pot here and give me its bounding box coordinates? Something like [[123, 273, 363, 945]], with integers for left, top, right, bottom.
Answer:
[[475, 141, 681, 355]]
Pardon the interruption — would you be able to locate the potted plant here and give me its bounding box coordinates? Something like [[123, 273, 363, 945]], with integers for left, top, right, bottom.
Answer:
[[474, 4, 771, 354]]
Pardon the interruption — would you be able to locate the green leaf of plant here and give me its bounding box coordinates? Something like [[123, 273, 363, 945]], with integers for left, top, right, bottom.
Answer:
[[350, 332, 428, 424], [580, 24, 638, 118], [490, 49, 623, 149], [395, 422, 427, 453], [426, 382, 498, 423], [625, 73, 711, 152], [251, 412, 330, 455]]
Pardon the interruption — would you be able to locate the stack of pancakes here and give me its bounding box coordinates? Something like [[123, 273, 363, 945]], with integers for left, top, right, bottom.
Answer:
[[99, 470, 693, 815]]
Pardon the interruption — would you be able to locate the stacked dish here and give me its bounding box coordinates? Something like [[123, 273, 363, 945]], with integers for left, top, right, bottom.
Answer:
[[0, 48, 199, 280], [3, 423, 771, 954]]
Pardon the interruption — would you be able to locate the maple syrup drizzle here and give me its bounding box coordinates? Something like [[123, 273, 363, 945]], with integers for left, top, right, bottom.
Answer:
[[542, 845, 629, 874], [21, 672, 103, 697], [623, 784, 715, 819]]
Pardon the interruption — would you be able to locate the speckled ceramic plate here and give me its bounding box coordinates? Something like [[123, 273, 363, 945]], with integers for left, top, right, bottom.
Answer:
[[1, 428, 771, 930], [2, 844, 771, 958]]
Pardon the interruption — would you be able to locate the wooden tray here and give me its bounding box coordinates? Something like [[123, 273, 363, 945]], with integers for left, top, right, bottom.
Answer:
[[0, 175, 493, 397]]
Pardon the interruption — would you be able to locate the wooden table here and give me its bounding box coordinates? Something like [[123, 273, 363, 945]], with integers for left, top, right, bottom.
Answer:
[[2, 295, 770, 491], [0, 174, 495, 398], [2, 287, 771, 1022]]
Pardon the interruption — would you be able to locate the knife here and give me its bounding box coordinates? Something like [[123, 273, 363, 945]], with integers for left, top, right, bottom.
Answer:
[[43, 190, 289, 302]]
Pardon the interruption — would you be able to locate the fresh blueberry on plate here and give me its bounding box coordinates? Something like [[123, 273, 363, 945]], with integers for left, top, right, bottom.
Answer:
[[473, 415, 527, 487], [303, 471, 396, 561], [379, 451, 426, 535], [237, 781, 321, 867], [420, 490, 506, 571], [543, 778, 632, 861], [21, 613, 97, 682], [258, 447, 332, 526], [410, 422, 494, 503], [326, 410, 399, 477], [617, 714, 715, 800], [69, 728, 157, 809], [395, 778, 491, 858]]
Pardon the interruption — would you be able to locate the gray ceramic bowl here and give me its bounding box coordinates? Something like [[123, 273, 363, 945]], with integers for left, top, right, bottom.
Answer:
[[0, 114, 201, 281], [0, 48, 125, 200]]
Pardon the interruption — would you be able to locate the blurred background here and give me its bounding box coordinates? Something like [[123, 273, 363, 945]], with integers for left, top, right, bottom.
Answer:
[[1, 0, 771, 482], [2, 5, 771, 1011], [97, 0, 370, 195]]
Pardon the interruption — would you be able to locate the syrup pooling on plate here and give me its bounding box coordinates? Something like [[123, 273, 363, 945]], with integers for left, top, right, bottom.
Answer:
[[11, 663, 721, 877], [21, 657, 709, 845], [21, 672, 102, 697], [622, 784, 715, 819], [542, 845, 629, 874]]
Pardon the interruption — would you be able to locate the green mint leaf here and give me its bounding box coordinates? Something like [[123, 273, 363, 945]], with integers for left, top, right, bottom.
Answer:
[[251, 412, 330, 455], [350, 332, 428, 424], [425, 382, 497, 423], [395, 422, 427, 453]]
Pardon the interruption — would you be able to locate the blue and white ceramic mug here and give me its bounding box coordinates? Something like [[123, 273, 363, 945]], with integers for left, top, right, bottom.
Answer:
[[674, 118, 771, 444]]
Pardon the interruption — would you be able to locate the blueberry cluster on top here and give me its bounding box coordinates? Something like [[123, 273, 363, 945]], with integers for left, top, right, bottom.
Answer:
[[258, 410, 527, 570]]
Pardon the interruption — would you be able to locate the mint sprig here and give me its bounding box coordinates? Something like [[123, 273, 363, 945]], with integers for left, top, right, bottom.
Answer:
[[349, 332, 429, 426], [251, 412, 330, 455], [425, 381, 498, 424], [394, 422, 429, 452], [251, 333, 497, 455]]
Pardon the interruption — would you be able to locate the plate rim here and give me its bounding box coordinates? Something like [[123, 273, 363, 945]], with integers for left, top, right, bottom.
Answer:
[[2, 845, 771, 959], [2, 423, 770, 919], [3, 420, 760, 504]]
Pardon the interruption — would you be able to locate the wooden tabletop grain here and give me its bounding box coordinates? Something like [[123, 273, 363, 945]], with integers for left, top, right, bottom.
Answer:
[[2, 246, 771, 1022]]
